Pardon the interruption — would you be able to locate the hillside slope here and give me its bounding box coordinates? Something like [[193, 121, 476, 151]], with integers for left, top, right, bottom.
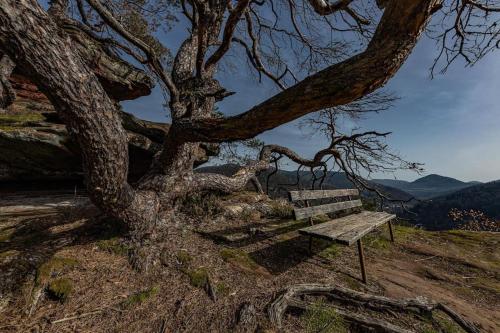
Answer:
[[372, 174, 480, 199], [409, 180, 500, 230], [1, 193, 498, 332]]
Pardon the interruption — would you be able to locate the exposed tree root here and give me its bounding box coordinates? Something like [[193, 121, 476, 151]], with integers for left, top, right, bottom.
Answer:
[[268, 284, 480, 333]]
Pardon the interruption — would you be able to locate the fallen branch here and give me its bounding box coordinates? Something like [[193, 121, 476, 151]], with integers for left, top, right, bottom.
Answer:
[[51, 310, 103, 324], [414, 255, 438, 262], [286, 297, 412, 333], [51, 307, 123, 324], [268, 283, 480, 333]]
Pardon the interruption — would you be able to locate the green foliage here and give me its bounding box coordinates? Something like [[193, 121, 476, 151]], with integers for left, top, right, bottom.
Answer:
[[122, 286, 159, 308], [301, 301, 347, 333], [220, 248, 260, 271], [36, 257, 78, 285], [433, 313, 463, 333], [319, 243, 342, 259], [215, 282, 229, 296], [0, 113, 44, 127], [48, 278, 72, 302], [268, 201, 293, 218], [393, 224, 424, 241], [176, 250, 193, 266], [96, 237, 130, 256], [186, 268, 209, 288], [364, 234, 391, 250]]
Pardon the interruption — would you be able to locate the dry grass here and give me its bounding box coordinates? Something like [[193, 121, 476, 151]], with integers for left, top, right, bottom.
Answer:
[[0, 203, 498, 333]]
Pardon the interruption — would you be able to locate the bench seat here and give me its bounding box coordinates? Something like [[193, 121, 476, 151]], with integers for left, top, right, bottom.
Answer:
[[298, 211, 396, 245], [288, 189, 397, 283]]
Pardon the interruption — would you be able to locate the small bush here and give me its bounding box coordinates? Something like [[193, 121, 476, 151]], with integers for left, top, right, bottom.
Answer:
[[268, 201, 293, 218], [176, 250, 193, 266], [36, 257, 78, 285], [186, 268, 209, 288], [96, 237, 130, 256], [215, 282, 229, 296], [48, 278, 72, 302], [122, 286, 159, 308]]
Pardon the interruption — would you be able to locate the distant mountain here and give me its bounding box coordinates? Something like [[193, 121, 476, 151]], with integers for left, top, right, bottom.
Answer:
[[196, 164, 414, 202], [370, 179, 410, 189], [408, 180, 500, 230], [371, 174, 481, 199], [411, 174, 466, 188]]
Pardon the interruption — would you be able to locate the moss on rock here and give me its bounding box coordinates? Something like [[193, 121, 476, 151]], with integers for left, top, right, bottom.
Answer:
[[36, 257, 78, 285], [96, 237, 130, 256], [48, 278, 72, 302]]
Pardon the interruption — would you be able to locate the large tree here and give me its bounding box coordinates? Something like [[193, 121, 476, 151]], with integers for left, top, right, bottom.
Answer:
[[0, 0, 498, 269]]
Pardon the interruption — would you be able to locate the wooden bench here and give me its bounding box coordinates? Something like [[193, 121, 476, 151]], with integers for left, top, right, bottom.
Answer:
[[288, 189, 396, 283]]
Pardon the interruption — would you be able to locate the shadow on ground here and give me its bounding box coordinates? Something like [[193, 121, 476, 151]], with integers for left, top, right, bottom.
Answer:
[[0, 205, 125, 296]]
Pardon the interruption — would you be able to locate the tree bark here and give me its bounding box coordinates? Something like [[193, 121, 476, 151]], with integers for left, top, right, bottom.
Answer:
[[0, 54, 15, 109], [0, 0, 159, 231]]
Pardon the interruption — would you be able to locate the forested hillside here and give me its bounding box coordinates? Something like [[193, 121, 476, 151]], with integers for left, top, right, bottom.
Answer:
[[372, 174, 480, 199], [409, 181, 500, 230]]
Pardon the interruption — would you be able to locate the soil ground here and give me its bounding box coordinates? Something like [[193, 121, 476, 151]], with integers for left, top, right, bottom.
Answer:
[[0, 192, 498, 333]]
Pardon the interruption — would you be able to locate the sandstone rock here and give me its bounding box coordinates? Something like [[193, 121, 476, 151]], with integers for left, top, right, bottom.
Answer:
[[0, 111, 167, 182]]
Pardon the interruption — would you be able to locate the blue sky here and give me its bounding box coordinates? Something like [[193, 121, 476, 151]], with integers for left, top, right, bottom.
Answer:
[[123, 31, 500, 183], [36, 0, 500, 182]]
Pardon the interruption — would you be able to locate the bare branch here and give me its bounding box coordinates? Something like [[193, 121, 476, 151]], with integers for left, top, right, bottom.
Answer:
[[84, 0, 179, 102], [173, 0, 442, 142], [204, 0, 251, 71]]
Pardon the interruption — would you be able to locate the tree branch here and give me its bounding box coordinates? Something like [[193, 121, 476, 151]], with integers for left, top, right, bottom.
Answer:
[[204, 0, 251, 71], [84, 0, 179, 102], [173, 0, 442, 143]]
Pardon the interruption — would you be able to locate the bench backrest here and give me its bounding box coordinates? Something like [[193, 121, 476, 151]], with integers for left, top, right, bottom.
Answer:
[[288, 189, 361, 220]]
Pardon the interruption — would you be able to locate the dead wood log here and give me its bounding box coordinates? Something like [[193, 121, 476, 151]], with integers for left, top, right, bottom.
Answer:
[[268, 283, 480, 333], [286, 297, 412, 333], [436, 303, 480, 333]]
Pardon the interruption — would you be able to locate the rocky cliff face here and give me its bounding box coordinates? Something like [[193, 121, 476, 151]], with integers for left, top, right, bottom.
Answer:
[[0, 67, 167, 182]]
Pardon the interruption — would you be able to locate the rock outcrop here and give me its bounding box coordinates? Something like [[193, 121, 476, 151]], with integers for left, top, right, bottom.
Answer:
[[0, 107, 169, 182], [0, 66, 167, 182]]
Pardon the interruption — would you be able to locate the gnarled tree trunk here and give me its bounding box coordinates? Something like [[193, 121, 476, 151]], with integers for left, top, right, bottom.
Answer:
[[0, 0, 441, 270]]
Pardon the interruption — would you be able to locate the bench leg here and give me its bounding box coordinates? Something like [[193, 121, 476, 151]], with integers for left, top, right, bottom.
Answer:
[[388, 220, 395, 242], [357, 239, 367, 284]]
